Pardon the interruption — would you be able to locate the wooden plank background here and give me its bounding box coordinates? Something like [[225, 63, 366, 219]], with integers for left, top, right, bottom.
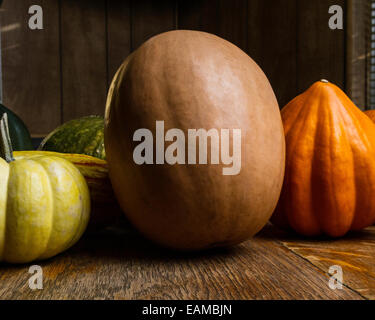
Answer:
[[346, 0, 370, 110], [1, 0, 348, 136]]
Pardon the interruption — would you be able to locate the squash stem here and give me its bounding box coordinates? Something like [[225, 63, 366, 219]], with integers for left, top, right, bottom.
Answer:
[[0, 113, 14, 162]]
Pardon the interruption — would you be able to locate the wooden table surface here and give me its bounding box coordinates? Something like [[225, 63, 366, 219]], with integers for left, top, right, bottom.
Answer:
[[0, 220, 373, 300]]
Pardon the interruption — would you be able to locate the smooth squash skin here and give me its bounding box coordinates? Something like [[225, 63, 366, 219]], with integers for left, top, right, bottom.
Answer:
[[105, 30, 285, 250], [13, 150, 112, 203], [13, 150, 121, 230], [0, 158, 9, 259], [272, 80, 375, 237], [0, 154, 90, 263]]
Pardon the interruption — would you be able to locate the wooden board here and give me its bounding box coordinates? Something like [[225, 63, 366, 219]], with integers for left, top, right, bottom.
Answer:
[[177, 0, 218, 34], [217, 0, 248, 51], [131, 0, 176, 50], [1, 1, 350, 134], [275, 227, 375, 299], [0, 223, 365, 300], [106, 0, 131, 87], [178, 0, 247, 52], [248, 0, 297, 108], [1, 0, 61, 136], [60, 0, 107, 121], [346, 0, 369, 109], [297, 0, 346, 92]]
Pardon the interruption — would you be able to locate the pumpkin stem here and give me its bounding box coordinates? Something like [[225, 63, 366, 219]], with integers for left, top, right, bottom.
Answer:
[[0, 113, 15, 162], [320, 79, 329, 83]]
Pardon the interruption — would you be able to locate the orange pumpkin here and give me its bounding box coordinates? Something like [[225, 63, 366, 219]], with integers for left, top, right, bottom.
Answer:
[[365, 110, 375, 123], [272, 80, 375, 237]]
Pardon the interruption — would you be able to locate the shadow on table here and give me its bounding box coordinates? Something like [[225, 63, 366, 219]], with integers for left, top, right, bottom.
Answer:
[[66, 220, 247, 263], [257, 222, 375, 243]]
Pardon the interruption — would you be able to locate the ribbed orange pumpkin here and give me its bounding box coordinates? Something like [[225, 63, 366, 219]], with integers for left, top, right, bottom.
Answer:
[[365, 110, 375, 123], [272, 80, 375, 237]]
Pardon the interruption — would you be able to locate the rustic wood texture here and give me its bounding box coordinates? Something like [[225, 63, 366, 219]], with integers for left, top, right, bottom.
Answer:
[[178, 0, 248, 52], [217, 0, 248, 52], [297, 0, 346, 92], [106, 0, 131, 87], [271, 226, 375, 300], [60, 0, 108, 121], [131, 0, 176, 50], [1, 0, 61, 136], [177, 0, 217, 34], [346, 0, 370, 109], [248, 0, 297, 108], [0, 223, 367, 300], [1, 0, 350, 135]]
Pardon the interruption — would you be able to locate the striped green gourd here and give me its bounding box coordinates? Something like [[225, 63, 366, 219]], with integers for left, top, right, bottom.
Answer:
[[39, 115, 105, 159]]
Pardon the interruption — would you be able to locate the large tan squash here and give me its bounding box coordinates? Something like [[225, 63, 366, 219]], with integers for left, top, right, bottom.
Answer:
[[105, 30, 285, 250]]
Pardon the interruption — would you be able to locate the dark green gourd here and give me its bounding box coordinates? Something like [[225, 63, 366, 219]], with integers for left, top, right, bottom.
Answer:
[[39, 115, 105, 159], [0, 104, 33, 150]]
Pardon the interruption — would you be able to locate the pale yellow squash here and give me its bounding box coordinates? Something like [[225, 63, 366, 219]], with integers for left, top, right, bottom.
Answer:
[[0, 115, 90, 264]]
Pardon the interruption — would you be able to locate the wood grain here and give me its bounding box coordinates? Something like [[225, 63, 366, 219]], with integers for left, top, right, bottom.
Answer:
[[131, 0, 176, 50], [2, 1, 350, 134], [0, 224, 362, 300], [217, 0, 248, 51], [178, 0, 247, 52], [60, 0, 107, 121], [297, 0, 346, 92], [248, 0, 298, 108], [264, 225, 375, 300], [346, 0, 369, 109], [177, 0, 217, 34], [106, 0, 131, 87], [1, 0, 61, 135]]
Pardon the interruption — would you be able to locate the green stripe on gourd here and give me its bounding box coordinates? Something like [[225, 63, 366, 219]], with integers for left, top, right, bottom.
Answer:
[[39, 116, 105, 160], [0, 104, 33, 151]]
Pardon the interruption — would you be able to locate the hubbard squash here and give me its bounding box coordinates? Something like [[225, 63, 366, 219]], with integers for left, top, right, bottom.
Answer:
[[39, 116, 105, 159], [105, 30, 285, 250], [0, 114, 90, 263], [272, 80, 375, 237]]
